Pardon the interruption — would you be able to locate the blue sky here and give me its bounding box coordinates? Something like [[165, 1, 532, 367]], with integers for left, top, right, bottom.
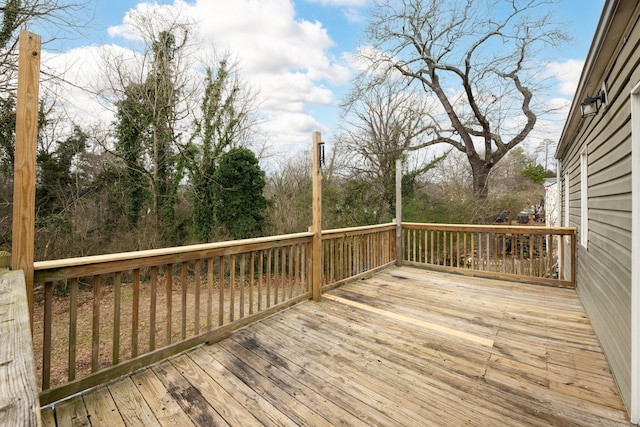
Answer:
[[35, 0, 606, 162]]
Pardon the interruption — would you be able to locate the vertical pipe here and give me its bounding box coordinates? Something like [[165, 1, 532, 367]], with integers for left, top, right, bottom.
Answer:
[[395, 158, 402, 266], [312, 132, 323, 301]]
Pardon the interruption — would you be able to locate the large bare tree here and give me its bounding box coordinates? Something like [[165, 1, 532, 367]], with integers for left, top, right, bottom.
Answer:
[[340, 77, 443, 219], [360, 0, 569, 199]]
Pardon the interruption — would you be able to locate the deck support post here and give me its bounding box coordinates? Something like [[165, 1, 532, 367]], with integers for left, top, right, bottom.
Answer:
[[311, 132, 323, 301], [11, 30, 41, 325], [395, 158, 402, 266]]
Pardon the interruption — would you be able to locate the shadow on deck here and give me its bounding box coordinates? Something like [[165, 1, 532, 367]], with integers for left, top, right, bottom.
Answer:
[[41, 266, 630, 426]]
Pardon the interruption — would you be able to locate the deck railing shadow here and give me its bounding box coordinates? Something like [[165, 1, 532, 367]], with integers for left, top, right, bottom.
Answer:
[[31, 222, 572, 406]]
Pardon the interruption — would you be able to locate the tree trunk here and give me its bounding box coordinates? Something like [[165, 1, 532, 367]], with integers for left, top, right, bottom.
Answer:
[[470, 158, 490, 202]]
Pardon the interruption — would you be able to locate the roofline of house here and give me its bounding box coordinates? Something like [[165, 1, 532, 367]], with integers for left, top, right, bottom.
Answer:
[[555, 0, 622, 159]]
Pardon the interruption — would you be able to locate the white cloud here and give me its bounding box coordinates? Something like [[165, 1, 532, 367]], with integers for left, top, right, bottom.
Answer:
[[42, 0, 353, 153], [544, 59, 585, 97]]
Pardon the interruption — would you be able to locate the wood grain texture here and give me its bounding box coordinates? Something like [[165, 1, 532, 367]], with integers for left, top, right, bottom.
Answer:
[[43, 267, 631, 425], [0, 271, 41, 426], [11, 31, 41, 320]]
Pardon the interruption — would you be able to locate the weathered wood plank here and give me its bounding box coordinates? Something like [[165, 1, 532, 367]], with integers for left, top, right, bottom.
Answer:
[[170, 353, 263, 426], [152, 360, 230, 426], [0, 271, 41, 427], [53, 396, 89, 427], [130, 368, 195, 426], [206, 344, 332, 426], [187, 347, 297, 427], [82, 385, 125, 426], [108, 376, 161, 426]]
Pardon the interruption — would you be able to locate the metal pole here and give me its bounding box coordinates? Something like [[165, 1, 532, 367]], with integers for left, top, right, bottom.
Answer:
[[395, 158, 402, 266], [311, 132, 323, 301]]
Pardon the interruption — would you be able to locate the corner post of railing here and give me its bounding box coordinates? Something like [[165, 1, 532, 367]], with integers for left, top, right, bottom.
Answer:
[[311, 132, 323, 301], [395, 158, 402, 266], [11, 31, 41, 328]]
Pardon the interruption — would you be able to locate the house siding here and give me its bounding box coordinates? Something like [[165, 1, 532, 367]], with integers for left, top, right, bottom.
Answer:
[[558, 3, 640, 410]]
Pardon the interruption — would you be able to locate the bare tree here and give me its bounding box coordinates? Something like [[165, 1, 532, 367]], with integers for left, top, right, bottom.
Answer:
[[339, 77, 444, 219], [0, 0, 89, 91], [360, 0, 569, 200]]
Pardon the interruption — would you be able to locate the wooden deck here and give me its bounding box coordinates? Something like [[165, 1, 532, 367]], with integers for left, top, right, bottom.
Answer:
[[41, 266, 631, 426]]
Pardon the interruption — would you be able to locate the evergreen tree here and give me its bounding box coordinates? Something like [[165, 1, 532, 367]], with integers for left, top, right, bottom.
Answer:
[[212, 148, 266, 239]]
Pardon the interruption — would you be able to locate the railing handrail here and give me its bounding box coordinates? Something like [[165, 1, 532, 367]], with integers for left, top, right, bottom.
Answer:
[[33, 223, 395, 271], [34, 232, 313, 282], [321, 222, 396, 237], [403, 222, 576, 235]]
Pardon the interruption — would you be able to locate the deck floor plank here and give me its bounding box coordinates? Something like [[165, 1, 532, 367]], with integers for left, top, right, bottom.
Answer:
[[129, 367, 196, 426], [186, 347, 299, 427], [82, 385, 126, 427], [53, 396, 90, 427], [151, 359, 231, 426], [108, 376, 161, 427], [44, 266, 631, 426]]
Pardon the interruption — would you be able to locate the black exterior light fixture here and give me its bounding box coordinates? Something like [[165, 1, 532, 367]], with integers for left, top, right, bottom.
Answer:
[[580, 89, 607, 118], [318, 139, 325, 168]]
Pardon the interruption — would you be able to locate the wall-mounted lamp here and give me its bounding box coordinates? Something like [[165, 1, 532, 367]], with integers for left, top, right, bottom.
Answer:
[[318, 140, 325, 168], [580, 89, 607, 118]]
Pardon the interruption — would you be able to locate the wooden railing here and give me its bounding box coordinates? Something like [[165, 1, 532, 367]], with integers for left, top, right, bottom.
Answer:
[[402, 223, 576, 288], [33, 233, 313, 405], [322, 223, 396, 290], [30, 222, 573, 406], [0, 271, 42, 426], [31, 224, 396, 406]]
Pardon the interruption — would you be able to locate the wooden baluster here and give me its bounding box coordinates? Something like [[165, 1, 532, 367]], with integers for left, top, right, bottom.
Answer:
[[166, 264, 173, 345], [239, 254, 245, 319], [180, 262, 187, 339], [463, 233, 467, 269], [288, 245, 294, 299], [113, 272, 121, 365], [92, 275, 101, 372], [230, 255, 236, 322], [149, 267, 157, 351], [250, 251, 255, 314], [218, 256, 225, 326], [266, 250, 272, 308], [68, 278, 78, 381], [511, 234, 516, 274], [273, 248, 279, 304], [548, 234, 554, 279], [42, 281, 53, 389], [485, 233, 490, 272], [281, 247, 287, 299], [519, 234, 525, 276], [131, 269, 140, 358], [258, 250, 264, 311], [195, 259, 202, 334], [502, 234, 506, 273], [207, 258, 214, 331]]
